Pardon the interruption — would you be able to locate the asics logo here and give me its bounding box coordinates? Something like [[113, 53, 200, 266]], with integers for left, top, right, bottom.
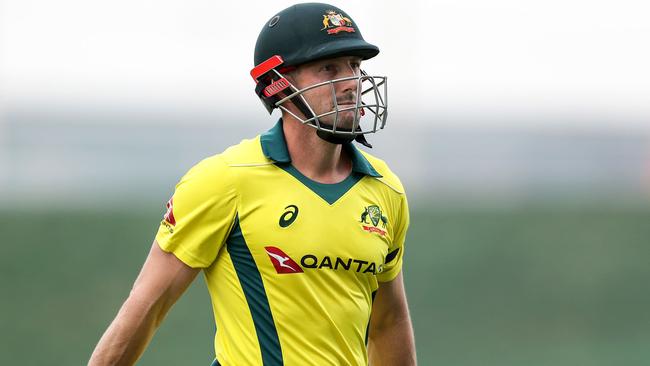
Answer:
[[279, 205, 299, 228]]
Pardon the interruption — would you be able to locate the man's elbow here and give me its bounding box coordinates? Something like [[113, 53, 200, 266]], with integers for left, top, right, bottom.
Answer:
[[122, 289, 168, 329]]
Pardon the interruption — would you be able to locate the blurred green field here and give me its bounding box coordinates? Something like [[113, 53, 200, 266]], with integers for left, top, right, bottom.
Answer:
[[1, 203, 649, 365]]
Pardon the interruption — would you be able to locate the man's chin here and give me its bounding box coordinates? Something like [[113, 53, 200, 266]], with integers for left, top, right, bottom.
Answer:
[[316, 119, 355, 132], [315, 113, 356, 131]]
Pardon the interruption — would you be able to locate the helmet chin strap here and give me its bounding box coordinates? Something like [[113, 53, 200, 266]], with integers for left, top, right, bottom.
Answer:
[[316, 127, 373, 148]]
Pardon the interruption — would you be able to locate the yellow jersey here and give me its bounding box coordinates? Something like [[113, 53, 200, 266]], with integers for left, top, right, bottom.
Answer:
[[155, 119, 409, 366]]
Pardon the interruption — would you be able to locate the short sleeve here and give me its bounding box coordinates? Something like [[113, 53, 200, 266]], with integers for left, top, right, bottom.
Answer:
[[376, 194, 409, 282], [155, 156, 238, 268]]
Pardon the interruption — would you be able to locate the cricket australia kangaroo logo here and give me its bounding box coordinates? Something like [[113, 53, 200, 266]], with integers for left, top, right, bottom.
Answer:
[[360, 205, 388, 236], [320, 10, 355, 34]]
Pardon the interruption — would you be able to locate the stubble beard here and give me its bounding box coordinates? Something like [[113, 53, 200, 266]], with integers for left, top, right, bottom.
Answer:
[[326, 91, 359, 131], [301, 88, 359, 132]]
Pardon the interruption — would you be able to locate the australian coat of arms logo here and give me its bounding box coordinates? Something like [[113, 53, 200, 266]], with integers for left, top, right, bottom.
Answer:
[[321, 10, 355, 34], [360, 205, 388, 236]]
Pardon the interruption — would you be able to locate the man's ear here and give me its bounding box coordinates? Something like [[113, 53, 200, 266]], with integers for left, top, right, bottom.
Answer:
[[281, 71, 302, 105], [283, 70, 297, 86]]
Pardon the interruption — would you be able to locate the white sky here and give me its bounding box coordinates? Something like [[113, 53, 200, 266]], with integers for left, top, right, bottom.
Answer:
[[1, 0, 649, 127]]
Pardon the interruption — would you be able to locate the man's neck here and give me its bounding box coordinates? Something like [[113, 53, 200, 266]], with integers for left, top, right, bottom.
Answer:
[[282, 116, 353, 184]]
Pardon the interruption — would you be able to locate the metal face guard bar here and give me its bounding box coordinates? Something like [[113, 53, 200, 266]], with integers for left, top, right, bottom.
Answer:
[[274, 72, 388, 136]]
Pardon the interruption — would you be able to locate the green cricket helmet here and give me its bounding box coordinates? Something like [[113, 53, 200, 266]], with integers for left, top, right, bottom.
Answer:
[[251, 3, 388, 147]]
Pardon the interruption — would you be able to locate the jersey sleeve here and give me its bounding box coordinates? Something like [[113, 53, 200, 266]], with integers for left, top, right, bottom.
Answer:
[[155, 155, 238, 268], [377, 194, 409, 282]]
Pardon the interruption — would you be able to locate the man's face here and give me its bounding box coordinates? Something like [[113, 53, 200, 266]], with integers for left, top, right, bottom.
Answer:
[[286, 56, 362, 130]]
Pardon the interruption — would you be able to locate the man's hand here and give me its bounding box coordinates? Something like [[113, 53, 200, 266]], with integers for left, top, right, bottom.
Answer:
[[88, 241, 200, 366], [368, 272, 417, 366]]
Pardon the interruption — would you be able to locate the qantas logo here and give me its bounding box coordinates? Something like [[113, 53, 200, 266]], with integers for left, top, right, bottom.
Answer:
[[264, 246, 382, 275], [161, 196, 176, 233], [264, 246, 304, 274], [163, 197, 176, 225]]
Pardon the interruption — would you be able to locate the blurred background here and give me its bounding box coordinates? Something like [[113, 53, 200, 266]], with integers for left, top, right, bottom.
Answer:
[[1, 0, 650, 365]]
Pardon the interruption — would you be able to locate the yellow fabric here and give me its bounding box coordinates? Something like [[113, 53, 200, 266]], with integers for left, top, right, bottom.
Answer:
[[155, 133, 409, 366]]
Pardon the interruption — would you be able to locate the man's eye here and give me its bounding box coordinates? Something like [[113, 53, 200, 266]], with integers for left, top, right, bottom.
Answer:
[[321, 64, 335, 72]]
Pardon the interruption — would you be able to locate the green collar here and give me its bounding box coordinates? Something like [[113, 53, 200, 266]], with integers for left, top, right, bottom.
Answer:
[[260, 119, 382, 178]]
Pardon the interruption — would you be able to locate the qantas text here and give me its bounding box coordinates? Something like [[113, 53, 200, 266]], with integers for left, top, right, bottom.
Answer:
[[300, 255, 383, 274]]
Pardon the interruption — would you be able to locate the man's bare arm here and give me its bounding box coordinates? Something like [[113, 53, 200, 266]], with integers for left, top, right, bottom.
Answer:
[[88, 241, 200, 366], [368, 271, 417, 366]]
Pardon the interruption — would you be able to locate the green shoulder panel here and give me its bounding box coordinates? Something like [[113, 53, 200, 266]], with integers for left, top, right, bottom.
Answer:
[[357, 149, 406, 195]]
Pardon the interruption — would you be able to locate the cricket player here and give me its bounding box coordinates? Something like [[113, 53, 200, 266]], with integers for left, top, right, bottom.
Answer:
[[89, 3, 416, 365]]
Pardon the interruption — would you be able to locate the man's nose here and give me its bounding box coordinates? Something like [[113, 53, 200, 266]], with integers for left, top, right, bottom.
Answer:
[[339, 79, 357, 95], [337, 70, 359, 94]]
